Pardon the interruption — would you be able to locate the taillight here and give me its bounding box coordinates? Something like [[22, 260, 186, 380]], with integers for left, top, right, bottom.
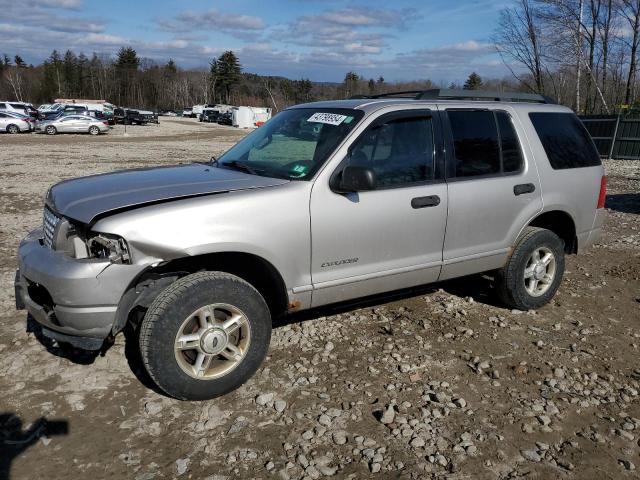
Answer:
[[597, 176, 607, 209]]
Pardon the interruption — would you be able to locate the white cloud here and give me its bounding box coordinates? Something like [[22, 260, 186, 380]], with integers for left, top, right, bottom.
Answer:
[[157, 9, 265, 35]]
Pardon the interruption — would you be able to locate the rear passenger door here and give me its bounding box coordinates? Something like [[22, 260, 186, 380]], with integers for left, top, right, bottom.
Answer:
[[440, 108, 543, 280]]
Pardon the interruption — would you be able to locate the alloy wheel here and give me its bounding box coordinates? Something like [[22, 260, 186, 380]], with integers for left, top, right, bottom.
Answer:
[[523, 247, 556, 297], [174, 303, 251, 379]]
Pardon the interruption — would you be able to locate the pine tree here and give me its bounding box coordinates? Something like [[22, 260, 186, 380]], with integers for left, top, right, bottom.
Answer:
[[165, 59, 177, 75], [368, 78, 376, 94], [344, 71, 359, 97], [212, 51, 241, 104], [115, 46, 140, 105], [14, 55, 27, 68], [62, 50, 78, 96], [115, 46, 140, 70], [463, 72, 483, 90]]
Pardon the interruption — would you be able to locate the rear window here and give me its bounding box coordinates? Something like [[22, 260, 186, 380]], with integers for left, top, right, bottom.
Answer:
[[529, 112, 601, 169]]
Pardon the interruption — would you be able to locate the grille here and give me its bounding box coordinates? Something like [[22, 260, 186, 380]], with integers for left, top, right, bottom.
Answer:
[[43, 207, 60, 249]]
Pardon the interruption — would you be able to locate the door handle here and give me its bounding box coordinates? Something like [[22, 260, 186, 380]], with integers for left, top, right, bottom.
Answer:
[[513, 183, 535, 196], [411, 195, 440, 209]]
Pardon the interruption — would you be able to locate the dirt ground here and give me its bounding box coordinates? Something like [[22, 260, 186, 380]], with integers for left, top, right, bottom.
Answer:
[[0, 117, 639, 480]]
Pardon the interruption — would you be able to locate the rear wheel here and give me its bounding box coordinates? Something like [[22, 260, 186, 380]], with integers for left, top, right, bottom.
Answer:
[[45, 125, 57, 135], [139, 271, 272, 400], [7, 124, 19, 134], [89, 126, 100, 135], [495, 227, 565, 310]]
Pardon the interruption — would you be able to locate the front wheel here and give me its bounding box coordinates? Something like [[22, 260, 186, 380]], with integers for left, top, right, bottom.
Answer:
[[45, 125, 57, 135], [89, 126, 100, 135], [495, 227, 565, 310], [7, 124, 19, 134], [139, 271, 272, 400]]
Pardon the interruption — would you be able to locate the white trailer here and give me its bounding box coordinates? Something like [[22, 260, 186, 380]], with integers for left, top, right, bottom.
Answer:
[[232, 106, 272, 129], [192, 104, 206, 118]]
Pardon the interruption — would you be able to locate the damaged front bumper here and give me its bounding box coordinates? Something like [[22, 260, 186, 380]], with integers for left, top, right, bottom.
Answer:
[[15, 229, 146, 349]]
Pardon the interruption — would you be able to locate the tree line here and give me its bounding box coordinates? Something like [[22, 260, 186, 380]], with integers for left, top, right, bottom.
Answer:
[[0, 47, 457, 111], [495, 0, 640, 114]]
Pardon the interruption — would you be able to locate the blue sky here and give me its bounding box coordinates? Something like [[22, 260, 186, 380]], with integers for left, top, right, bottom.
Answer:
[[0, 0, 516, 83]]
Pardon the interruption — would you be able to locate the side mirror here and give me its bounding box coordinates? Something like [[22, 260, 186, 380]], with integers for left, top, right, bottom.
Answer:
[[339, 165, 376, 192]]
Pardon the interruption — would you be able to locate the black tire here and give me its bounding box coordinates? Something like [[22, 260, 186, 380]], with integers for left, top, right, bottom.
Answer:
[[7, 124, 19, 134], [89, 126, 100, 135], [139, 271, 272, 400], [495, 227, 565, 310], [45, 125, 57, 135]]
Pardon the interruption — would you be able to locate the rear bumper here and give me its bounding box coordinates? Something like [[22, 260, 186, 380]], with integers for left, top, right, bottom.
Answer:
[[15, 229, 145, 348]]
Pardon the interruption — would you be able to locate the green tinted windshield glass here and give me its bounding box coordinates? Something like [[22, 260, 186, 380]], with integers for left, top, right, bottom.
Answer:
[[217, 108, 363, 180]]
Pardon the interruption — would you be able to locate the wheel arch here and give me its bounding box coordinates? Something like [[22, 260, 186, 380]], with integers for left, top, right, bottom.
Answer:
[[112, 251, 289, 335], [526, 210, 577, 254]]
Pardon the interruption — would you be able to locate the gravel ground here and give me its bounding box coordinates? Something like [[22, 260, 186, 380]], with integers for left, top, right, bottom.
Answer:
[[0, 118, 639, 480]]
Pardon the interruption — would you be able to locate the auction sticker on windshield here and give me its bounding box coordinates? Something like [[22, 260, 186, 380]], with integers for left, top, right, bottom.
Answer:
[[307, 112, 348, 126]]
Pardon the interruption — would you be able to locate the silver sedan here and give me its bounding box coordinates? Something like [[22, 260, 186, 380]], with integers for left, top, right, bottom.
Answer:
[[37, 115, 109, 135]]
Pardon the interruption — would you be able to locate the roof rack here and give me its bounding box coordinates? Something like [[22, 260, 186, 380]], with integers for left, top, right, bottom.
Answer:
[[351, 89, 555, 104]]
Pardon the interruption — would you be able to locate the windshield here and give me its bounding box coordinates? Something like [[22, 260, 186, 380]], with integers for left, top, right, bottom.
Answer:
[[217, 108, 363, 180]]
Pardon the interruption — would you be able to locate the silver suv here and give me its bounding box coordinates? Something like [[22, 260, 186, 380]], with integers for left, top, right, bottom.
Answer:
[[15, 89, 606, 400]]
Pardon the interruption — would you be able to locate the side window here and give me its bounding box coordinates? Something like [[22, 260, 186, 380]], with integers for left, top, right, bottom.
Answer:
[[0, 103, 5, 109], [347, 115, 435, 188], [448, 110, 524, 177], [496, 112, 524, 173], [529, 112, 601, 169], [448, 110, 500, 177]]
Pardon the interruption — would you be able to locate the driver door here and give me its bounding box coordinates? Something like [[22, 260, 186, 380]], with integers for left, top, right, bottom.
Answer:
[[309, 109, 448, 307]]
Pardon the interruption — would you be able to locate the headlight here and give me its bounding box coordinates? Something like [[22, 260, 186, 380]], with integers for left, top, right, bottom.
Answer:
[[86, 233, 131, 264], [53, 223, 130, 263]]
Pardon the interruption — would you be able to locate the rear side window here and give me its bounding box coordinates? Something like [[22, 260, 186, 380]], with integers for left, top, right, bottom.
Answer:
[[448, 110, 524, 177], [529, 112, 601, 169]]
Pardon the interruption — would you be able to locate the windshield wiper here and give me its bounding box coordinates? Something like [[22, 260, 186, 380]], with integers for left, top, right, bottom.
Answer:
[[220, 160, 259, 175]]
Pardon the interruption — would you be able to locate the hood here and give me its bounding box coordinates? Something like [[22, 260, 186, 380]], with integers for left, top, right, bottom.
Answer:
[[47, 163, 289, 224]]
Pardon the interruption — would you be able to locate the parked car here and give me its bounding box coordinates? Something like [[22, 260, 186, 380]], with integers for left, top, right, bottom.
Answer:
[[36, 115, 109, 135], [0, 101, 31, 117], [39, 105, 88, 120], [4, 111, 36, 131], [0, 111, 31, 133], [113, 107, 126, 124], [89, 110, 113, 125], [217, 112, 232, 125], [15, 89, 606, 401], [123, 110, 148, 125], [201, 108, 220, 123], [62, 105, 88, 115], [138, 110, 159, 124], [182, 108, 193, 117]]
